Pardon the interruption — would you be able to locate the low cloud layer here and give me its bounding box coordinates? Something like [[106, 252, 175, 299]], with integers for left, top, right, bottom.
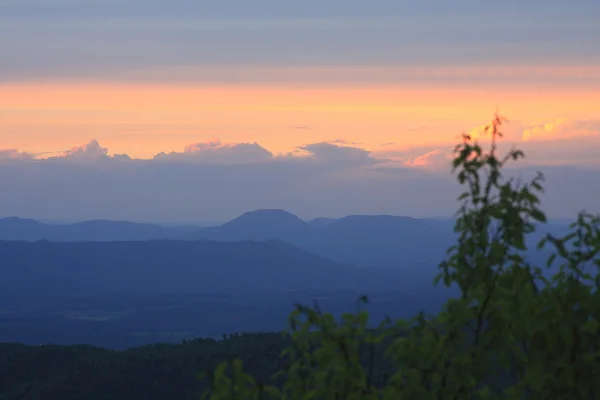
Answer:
[[0, 149, 35, 160], [154, 140, 273, 164], [0, 122, 598, 223], [383, 117, 600, 168], [522, 119, 600, 141], [403, 149, 451, 168], [55, 139, 109, 160], [297, 142, 378, 166]]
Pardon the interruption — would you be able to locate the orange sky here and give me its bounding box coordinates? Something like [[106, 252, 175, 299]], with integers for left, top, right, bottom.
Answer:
[[3, 2, 600, 163], [2, 77, 599, 159], [1, 3, 600, 221]]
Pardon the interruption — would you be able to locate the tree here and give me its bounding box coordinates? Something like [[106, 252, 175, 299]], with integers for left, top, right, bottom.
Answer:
[[200, 115, 600, 399]]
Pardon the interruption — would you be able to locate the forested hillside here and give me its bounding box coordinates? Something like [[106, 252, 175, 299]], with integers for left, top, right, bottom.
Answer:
[[0, 335, 289, 400], [0, 329, 515, 400]]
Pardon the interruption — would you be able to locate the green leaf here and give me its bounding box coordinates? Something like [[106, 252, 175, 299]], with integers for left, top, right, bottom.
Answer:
[[531, 209, 547, 223]]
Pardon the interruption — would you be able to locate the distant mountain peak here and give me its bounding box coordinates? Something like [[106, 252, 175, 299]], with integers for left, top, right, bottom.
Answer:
[[335, 214, 417, 226], [0, 216, 44, 226], [342, 214, 414, 220], [0, 216, 172, 242], [1, 216, 37, 222], [191, 209, 313, 242], [241, 209, 298, 217], [233, 209, 304, 224], [308, 217, 338, 228]]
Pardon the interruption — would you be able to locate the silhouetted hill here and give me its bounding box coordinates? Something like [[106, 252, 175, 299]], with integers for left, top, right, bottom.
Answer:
[[0, 239, 456, 348], [0, 213, 456, 269], [307, 217, 338, 228], [0, 217, 175, 242], [418, 217, 573, 241], [195, 209, 315, 243], [189, 212, 454, 269], [305, 215, 454, 269], [0, 217, 52, 241], [0, 239, 409, 297], [0, 212, 568, 274], [419, 217, 457, 233]]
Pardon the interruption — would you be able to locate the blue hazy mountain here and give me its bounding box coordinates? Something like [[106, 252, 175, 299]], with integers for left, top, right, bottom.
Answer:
[[0, 238, 455, 348], [307, 217, 339, 228], [0, 211, 574, 349], [0, 217, 177, 242], [309, 214, 453, 268], [0, 211, 573, 272], [195, 209, 314, 243], [0, 237, 457, 348], [188, 210, 455, 269], [0, 239, 419, 297]]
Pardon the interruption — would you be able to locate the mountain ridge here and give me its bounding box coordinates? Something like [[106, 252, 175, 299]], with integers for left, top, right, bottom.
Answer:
[[0, 239, 419, 297], [0, 217, 177, 242], [188, 209, 454, 269], [0, 210, 571, 271]]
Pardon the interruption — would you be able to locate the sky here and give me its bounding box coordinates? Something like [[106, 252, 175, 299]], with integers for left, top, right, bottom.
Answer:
[[1, 0, 599, 223]]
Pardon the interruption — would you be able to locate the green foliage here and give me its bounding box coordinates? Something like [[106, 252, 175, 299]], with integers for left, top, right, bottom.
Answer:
[[200, 115, 600, 399], [0, 334, 292, 400]]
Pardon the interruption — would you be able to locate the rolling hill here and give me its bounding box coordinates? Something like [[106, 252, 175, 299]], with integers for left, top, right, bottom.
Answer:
[[193, 209, 314, 243], [0, 239, 414, 297], [0, 217, 177, 242], [0, 210, 570, 272], [187, 210, 455, 269], [0, 239, 454, 348]]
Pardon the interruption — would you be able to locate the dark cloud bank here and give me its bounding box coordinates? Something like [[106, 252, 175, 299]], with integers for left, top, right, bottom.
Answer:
[[0, 138, 598, 223]]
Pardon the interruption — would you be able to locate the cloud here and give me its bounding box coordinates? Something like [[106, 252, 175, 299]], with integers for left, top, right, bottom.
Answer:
[[522, 119, 600, 141], [328, 139, 362, 145], [466, 123, 492, 141], [517, 135, 600, 167], [0, 149, 36, 161], [0, 136, 598, 222], [154, 140, 273, 164], [403, 149, 452, 168], [393, 118, 600, 170], [45, 139, 132, 162], [33, 138, 381, 167], [53, 139, 109, 161], [297, 142, 378, 166]]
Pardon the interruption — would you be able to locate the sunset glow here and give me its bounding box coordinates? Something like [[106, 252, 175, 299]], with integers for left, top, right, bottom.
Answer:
[[2, 76, 599, 159], [1, 0, 599, 221]]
